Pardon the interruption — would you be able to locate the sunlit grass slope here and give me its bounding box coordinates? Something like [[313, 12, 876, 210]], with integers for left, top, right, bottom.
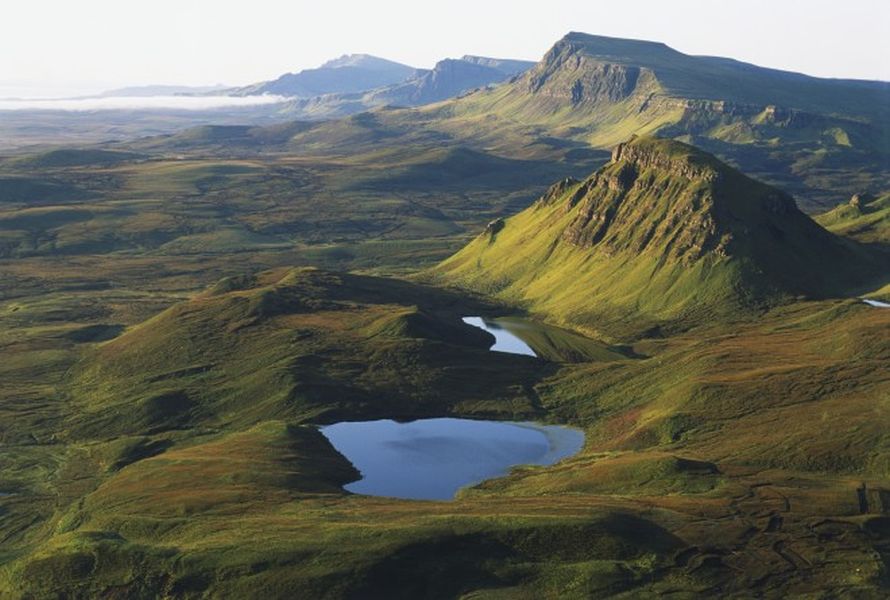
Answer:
[[817, 192, 890, 244]]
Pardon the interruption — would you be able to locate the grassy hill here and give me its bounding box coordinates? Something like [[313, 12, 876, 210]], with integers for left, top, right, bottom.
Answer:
[[64, 267, 555, 440], [434, 136, 884, 337], [10, 148, 146, 169], [817, 192, 890, 244], [0, 137, 593, 270]]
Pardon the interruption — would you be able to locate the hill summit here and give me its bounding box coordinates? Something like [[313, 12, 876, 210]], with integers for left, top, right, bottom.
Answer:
[[231, 55, 416, 98], [435, 136, 876, 336]]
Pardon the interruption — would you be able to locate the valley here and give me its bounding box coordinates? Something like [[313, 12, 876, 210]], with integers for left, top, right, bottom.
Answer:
[[0, 28, 888, 600]]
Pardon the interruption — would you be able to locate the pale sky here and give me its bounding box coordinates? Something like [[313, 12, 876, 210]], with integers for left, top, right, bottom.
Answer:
[[2, 0, 888, 97]]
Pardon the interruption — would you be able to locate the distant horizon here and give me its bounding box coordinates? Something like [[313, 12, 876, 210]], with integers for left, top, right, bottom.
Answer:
[[2, 0, 888, 98], [2, 32, 888, 102]]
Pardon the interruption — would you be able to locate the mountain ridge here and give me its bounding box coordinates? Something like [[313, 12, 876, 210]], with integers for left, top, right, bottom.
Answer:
[[363, 56, 534, 107], [229, 54, 417, 98], [319, 53, 408, 71]]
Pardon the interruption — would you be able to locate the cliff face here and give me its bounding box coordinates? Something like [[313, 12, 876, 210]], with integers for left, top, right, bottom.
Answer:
[[560, 163, 728, 263], [609, 139, 722, 182], [521, 39, 658, 108], [527, 59, 646, 105], [557, 137, 808, 265]]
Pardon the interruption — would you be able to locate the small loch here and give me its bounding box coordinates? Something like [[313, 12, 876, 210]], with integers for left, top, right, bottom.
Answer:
[[320, 418, 585, 500], [462, 316, 537, 356], [462, 315, 629, 362]]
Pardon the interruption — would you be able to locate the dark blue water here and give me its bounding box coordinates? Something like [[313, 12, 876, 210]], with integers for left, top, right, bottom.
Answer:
[[462, 317, 537, 357], [320, 418, 584, 500]]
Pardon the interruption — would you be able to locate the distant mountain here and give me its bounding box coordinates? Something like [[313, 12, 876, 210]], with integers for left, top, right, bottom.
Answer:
[[437, 32, 890, 208], [435, 137, 881, 336], [99, 84, 227, 97], [364, 56, 535, 107], [466, 32, 889, 135], [275, 55, 534, 120], [230, 54, 417, 97], [222, 33, 888, 209], [459, 55, 536, 76]]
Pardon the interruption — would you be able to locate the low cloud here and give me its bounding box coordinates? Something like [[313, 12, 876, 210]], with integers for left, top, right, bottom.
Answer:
[[0, 95, 287, 111]]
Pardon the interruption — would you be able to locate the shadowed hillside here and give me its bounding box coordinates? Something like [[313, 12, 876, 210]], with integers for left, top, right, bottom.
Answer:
[[65, 268, 555, 439]]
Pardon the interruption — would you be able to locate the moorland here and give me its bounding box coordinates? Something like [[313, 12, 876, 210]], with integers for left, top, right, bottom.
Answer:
[[0, 32, 888, 598]]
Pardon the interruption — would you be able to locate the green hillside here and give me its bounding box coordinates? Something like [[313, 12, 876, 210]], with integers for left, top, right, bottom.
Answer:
[[435, 136, 882, 337], [817, 192, 890, 244], [65, 267, 552, 440]]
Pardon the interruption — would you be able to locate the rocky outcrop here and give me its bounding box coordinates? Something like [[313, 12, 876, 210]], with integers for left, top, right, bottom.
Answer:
[[611, 139, 722, 183], [557, 137, 815, 263], [561, 163, 729, 262], [484, 218, 505, 241], [526, 57, 648, 106], [537, 177, 580, 206]]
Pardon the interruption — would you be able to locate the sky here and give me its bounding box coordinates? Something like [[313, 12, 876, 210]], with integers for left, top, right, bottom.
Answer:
[[1, 0, 887, 97]]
